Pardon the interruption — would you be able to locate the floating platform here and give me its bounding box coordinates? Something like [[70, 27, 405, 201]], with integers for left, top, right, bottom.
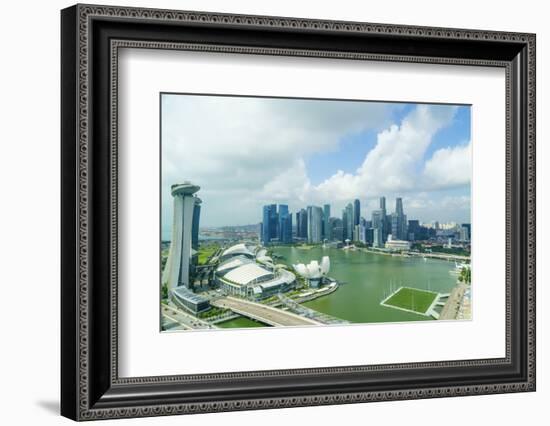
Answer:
[[380, 286, 440, 317]]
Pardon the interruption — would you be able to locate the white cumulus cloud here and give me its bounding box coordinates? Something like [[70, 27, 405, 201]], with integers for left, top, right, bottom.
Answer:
[[161, 94, 391, 230], [305, 104, 458, 200], [161, 95, 470, 233], [423, 141, 472, 188]]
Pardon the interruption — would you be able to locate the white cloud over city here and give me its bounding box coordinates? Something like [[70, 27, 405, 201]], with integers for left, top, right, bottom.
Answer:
[[161, 95, 471, 236]]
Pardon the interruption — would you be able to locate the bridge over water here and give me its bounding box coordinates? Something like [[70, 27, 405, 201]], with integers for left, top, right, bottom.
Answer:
[[277, 294, 348, 325], [211, 296, 323, 327]]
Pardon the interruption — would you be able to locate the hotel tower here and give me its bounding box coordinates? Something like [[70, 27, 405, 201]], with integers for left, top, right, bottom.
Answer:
[[162, 182, 201, 290]]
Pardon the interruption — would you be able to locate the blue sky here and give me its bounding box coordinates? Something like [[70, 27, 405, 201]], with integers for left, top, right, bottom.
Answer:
[[306, 104, 470, 186], [161, 94, 471, 237]]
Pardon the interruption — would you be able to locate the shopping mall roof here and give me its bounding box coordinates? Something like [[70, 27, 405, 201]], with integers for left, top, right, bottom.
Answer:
[[221, 263, 274, 286], [256, 255, 273, 265], [256, 269, 296, 291], [221, 243, 254, 259], [216, 256, 252, 273]]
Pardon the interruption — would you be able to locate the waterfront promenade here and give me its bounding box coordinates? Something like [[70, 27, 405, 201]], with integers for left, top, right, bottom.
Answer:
[[439, 283, 468, 320], [363, 247, 470, 262]]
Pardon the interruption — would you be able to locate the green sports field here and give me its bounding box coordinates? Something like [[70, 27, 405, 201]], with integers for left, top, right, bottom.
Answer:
[[382, 287, 438, 315]]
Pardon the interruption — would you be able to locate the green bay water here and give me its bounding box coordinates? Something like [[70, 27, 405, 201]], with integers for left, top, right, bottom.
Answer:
[[274, 246, 458, 324], [217, 316, 265, 328]]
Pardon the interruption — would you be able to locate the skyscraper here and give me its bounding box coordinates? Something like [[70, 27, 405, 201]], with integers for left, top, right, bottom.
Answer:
[[396, 197, 403, 215], [371, 209, 384, 248], [323, 204, 331, 240], [353, 199, 361, 228], [284, 214, 293, 243], [408, 219, 420, 241], [342, 208, 348, 241], [262, 204, 277, 245], [379, 196, 386, 212], [270, 205, 279, 240], [344, 203, 353, 241], [191, 198, 201, 251], [354, 223, 366, 243], [307, 206, 323, 243], [379, 196, 387, 242], [162, 182, 201, 290], [373, 227, 383, 248], [391, 213, 399, 240], [262, 206, 270, 245], [306, 206, 312, 242], [328, 217, 341, 242], [297, 208, 308, 239], [391, 198, 408, 240], [365, 227, 374, 245], [278, 204, 292, 243], [460, 223, 471, 242]]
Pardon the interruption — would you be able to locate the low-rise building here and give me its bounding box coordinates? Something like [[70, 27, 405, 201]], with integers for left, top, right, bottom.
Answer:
[[385, 239, 411, 251], [215, 243, 296, 299], [170, 286, 211, 314]]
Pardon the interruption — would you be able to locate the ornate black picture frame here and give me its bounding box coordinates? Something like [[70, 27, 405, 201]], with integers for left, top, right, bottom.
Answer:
[[61, 4, 536, 421]]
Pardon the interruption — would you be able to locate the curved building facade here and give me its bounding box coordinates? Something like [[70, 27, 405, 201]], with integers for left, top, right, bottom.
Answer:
[[293, 256, 330, 288], [215, 243, 296, 299]]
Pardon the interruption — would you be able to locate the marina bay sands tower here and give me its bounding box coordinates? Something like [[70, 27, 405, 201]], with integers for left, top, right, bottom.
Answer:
[[162, 182, 201, 290]]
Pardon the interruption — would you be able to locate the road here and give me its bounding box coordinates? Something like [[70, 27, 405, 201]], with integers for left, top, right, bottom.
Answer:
[[212, 296, 323, 327], [161, 303, 217, 330]]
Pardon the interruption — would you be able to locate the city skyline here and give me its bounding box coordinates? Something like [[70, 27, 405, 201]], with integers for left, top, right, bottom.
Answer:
[[162, 94, 471, 239], [259, 195, 470, 247], [161, 182, 472, 330]]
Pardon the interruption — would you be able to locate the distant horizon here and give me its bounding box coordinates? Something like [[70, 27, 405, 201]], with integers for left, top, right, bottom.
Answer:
[[162, 95, 471, 240]]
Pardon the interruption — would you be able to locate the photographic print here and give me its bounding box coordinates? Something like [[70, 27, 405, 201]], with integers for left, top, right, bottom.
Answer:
[[160, 94, 472, 332]]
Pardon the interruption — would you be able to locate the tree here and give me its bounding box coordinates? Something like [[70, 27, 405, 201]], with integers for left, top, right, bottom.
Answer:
[[458, 266, 471, 285]]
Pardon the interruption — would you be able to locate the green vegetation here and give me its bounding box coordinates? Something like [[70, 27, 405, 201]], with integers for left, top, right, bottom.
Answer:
[[383, 287, 438, 314], [295, 275, 306, 288], [197, 306, 229, 319], [285, 289, 302, 298], [458, 266, 471, 284], [271, 242, 322, 249], [161, 283, 168, 300], [161, 249, 169, 270], [261, 295, 279, 304], [197, 243, 219, 265], [417, 245, 470, 256]]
